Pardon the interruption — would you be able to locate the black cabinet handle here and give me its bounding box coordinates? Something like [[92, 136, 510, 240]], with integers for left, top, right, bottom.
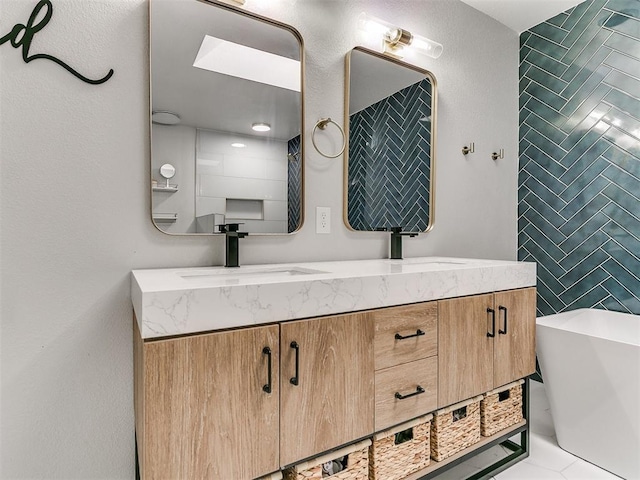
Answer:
[[499, 306, 508, 335], [289, 341, 299, 386], [395, 385, 425, 400], [262, 347, 272, 394], [487, 308, 496, 338], [395, 329, 425, 340]]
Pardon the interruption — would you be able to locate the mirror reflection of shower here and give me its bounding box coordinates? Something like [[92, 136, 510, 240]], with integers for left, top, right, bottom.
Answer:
[[345, 47, 437, 233], [149, 0, 304, 235]]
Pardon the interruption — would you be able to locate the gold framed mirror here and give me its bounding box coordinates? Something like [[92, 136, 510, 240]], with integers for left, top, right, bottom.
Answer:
[[343, 47, 436, 233], [150, 0, 304, 235]]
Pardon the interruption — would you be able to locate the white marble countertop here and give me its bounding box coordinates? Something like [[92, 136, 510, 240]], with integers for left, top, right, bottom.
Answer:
[[131, 257, 536, 339]]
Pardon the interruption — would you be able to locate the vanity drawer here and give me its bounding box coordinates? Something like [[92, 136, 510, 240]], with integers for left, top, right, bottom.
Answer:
[[375, 356, 438, 431], [373, 302, 437, 370]]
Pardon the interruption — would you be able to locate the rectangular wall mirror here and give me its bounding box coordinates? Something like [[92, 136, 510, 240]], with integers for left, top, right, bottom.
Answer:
[[344, 47, 436, 232], [150, 0, 304, 235]]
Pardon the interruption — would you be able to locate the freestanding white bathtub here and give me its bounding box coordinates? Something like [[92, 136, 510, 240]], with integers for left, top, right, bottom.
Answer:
[[537, 308, 640, 479]]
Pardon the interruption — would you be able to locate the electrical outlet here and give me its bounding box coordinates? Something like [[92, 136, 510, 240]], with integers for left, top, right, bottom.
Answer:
[[316, 206, 331, 234]]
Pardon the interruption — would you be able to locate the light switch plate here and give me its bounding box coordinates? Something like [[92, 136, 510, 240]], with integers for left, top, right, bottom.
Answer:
[[316, 206, 331, 234]]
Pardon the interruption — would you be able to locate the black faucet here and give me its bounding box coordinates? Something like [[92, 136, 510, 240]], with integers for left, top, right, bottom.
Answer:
[[390, 227, 418, 260], [218, 223, 248, 267]]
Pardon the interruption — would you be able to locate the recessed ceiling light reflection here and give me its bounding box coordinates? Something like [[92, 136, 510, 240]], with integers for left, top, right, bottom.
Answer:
[[252, 123, 271, 132], [231, 142, 246, 148], [151, 111, 181, 125]]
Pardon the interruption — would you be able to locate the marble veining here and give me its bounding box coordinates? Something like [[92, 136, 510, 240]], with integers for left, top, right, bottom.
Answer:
[[131, 257, 536, 339]]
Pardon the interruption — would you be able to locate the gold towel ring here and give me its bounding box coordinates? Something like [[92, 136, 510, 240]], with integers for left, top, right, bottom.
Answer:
[[312, 118, 346, 159]]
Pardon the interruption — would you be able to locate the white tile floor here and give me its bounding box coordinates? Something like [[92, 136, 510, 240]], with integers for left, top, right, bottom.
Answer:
[[433, 381, 622, 480]]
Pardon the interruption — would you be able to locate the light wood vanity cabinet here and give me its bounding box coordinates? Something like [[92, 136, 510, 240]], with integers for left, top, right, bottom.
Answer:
[[279, 312, 374, 466], [438, 287, 537, 407], [372, 302, 439, 431], [492, 288, 537, 387], [375, 356, 438, 431], [134, 321, 280, 480], [373, 302, 438, 370], [134, 287, 535, 479], [135, 312, 374, 480]]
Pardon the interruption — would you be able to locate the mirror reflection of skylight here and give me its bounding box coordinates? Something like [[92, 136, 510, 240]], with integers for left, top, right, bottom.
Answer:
[[193, 35, 301, 92]]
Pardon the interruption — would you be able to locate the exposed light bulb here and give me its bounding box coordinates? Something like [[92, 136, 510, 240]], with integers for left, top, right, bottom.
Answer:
[[358, 13, 396, 36], [408, 35, 443, 59], [358, 12, 399, 49]]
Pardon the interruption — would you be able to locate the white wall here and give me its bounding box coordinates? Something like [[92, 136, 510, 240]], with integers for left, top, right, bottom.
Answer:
[[0, 0, 518, 478]]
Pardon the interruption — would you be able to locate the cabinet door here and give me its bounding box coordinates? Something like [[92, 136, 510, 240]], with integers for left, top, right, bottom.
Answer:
[[280, 313, 374, 466], [493, 287, 537, 387], [438, 294, 494, 407], [143, 325, 279, 480]]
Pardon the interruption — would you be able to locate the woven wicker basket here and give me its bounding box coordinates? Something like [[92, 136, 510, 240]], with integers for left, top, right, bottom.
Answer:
[[430, 395, 482, 462], [369, 414, 432, 480], [480, 380, 524, 437], [283, 439, 371, 479]]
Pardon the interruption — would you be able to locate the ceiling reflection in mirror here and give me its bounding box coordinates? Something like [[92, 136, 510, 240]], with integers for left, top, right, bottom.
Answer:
[[344, 47, 436, 233], [150, 0, 304, 234]]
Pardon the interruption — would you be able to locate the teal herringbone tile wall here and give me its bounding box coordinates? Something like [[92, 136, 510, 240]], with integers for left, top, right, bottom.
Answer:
[[288, 135, 301, 233], [519, 0, 640, 315], [347, 79, 432, 231]]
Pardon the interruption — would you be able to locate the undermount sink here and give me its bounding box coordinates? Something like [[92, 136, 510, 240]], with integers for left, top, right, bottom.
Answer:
[[178, 266, 327, 284], [391, 258, 467, 266]]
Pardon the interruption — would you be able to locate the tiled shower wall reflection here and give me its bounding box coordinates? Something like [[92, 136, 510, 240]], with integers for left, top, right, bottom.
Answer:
[[288, 135, 301, 233], [518, 0, 640, 315], [347, 79, 432, 231]]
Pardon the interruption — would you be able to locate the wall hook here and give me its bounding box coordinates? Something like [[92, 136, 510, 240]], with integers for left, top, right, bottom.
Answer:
[[491, 149, 504, 160], [462, 142, 475, 155]]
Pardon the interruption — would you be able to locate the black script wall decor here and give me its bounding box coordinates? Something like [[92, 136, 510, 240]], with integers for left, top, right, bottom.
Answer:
[[1, 0, 114, 85]]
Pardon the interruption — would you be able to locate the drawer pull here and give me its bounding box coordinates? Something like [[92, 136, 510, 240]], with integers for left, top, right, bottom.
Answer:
[[498, 305, 508, 334], [487, 308, 496, 338], [395, 385, 425, 400], [290, 341, 300, 386], [262, 346, 272, 394], [394, 329, 425, 340]]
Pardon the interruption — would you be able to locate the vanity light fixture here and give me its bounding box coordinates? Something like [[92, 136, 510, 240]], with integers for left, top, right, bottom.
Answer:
[[358, 13, 443, 60], [231, 142, 246, 148], [252, 122, 271, 132]]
